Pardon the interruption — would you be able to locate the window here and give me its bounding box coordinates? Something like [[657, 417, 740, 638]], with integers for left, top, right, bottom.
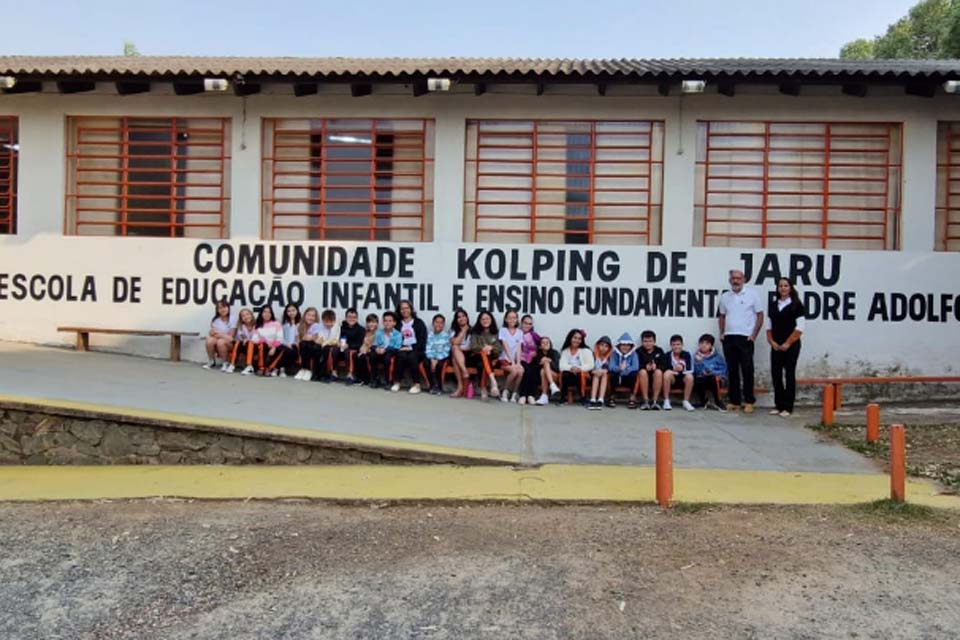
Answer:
[[262, 118, 435, 241], [464, 120, 664, 244], [0, 116, 17, 234], [695, 121, 902, 250], [936, 122, 960, 251], [66, 116, 231, 237]]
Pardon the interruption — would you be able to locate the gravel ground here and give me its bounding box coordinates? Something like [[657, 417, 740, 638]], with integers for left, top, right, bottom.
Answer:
[[2, 501, 959, 640]]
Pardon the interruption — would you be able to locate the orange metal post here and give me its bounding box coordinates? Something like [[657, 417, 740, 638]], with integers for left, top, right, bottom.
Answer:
[[889, 424, 906, 502], [833, 383, 842, 410], [865, 403, 880, 443], [821, 384, 835, 426], [655, 429, 673, 507]]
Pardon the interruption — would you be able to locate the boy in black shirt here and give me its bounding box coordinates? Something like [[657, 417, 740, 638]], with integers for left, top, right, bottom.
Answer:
[[637, 330, 667, 410], [332, 307, 366, 385]]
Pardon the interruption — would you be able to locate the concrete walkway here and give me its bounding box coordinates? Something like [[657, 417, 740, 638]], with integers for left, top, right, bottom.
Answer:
[[0, 341, 876, 473]]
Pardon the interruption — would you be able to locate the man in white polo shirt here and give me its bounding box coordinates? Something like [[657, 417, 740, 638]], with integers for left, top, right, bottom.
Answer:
[[718, 269, 764, 413]]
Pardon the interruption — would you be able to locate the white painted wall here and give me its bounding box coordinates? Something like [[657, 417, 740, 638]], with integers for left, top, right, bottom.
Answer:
[[1, 85, 959, 379]]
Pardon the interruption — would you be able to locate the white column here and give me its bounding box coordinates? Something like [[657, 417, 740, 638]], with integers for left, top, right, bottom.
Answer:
[[17, 107, 66, 237], [900, 115, 938, 251], [228, 98, 262, 240], [660, 97, 697, 248], [432, 111, 466, 244]]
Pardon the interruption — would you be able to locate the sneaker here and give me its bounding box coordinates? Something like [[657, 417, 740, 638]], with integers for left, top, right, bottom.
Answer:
[[370, 379, 381, 390], [510, 392, 519, 403], [241, 365, 254, 376], [769, 409, 781, 415], [651, 402, 662, 411], [588, 400, 601, 411], [518, 396, 527, 406], [779, 410, 792, 418], [682, 400, 695, 412], [345, 376, 355, 386], [641, 401, 651, 411], [526, 396, 536, 405], [219, 362, 229, 372], [279, 371, 287, 378], [605, 398, 616, 408], [224, 364, 235, 374], [270, 370, 279, 377], [330, 372, 339, 380], [294, 369, 308, 380], [727, 404, 741, 412], [390, 383, 401, 393], [717, 402, 728, 412], [743, 404, 755, 414], [500, 389, 510, 403], [202, 361, 216, 370], [662, 398, 672, 411], [536, 393, 549, 406], [549, 382, 560, 395], [409, 384, 421, 395]]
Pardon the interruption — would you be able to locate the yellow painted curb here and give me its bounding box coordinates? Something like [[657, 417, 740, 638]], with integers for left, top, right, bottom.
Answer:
[[0, 393, 520, 465], [1, 465, 957, 508]]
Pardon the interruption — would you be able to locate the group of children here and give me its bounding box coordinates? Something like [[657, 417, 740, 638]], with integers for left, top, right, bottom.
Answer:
[[203, 300, 730, 411]]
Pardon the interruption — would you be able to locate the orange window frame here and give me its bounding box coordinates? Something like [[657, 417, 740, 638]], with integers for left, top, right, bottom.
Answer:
[[261, 118, 435, 241], [464, 119, 665, 245], [937, 122, 960, 251], [696, 120, 903, 250], [0, 116, 16, 234], [65, 116, 231, 238]]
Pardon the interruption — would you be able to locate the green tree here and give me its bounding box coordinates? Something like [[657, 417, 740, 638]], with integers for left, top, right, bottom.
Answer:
[[839, 38, 875, 59], [839, 0, 960, 58], [123, 41, 140, 57]]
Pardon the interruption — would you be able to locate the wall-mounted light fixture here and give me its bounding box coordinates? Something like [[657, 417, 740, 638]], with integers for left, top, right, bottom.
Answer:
[[0, 76, 16, 90], [681, 79, 706, 94], [426, 77, 451, 92], [943, 80, 960, 94], [203, 78, 230, 92]]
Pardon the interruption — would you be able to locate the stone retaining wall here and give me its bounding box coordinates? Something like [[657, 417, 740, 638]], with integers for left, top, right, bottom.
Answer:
[[0, 408, 464, 466]]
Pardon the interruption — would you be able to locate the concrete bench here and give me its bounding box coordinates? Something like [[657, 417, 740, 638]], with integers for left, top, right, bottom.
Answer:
[[57, 326, 200, 362]]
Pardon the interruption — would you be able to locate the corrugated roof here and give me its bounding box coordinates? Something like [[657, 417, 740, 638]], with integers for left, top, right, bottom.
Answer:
[[1, 56, 958, 80]]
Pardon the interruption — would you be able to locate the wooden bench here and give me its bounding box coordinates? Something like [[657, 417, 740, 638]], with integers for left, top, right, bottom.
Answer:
[[57, 327, 200, 362], [798, 376, 960, 410]]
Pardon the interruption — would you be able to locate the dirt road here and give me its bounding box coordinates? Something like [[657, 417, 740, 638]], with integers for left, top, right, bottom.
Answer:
[[2, 501, 958, 639]]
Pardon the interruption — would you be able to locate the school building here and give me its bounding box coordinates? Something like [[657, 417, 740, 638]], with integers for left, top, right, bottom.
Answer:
[[0, 56, 958, 379]]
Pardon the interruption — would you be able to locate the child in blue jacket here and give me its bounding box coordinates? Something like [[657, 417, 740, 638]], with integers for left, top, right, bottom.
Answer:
[[608, 333, 640, 408], [425, 313, 452, 395], [693, 333, 728, 410], [371, 311, 403, 389]]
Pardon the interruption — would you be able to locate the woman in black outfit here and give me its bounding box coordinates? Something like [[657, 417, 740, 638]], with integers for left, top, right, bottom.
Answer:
[[766, 277, 806, 418]]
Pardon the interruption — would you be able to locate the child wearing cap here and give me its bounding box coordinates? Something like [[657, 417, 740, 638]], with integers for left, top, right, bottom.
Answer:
[[588, 335, 613, 410], [608, 333, 640, 408]]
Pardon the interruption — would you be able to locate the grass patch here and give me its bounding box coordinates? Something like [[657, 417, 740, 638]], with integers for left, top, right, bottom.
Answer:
[[845, 499, 936, 521], [669, 502, 717, 514]]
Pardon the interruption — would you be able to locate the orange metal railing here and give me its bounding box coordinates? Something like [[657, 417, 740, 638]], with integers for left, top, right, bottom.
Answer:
[[464, 119, 664, 245], [66, 116, 230, 238], [695, 121, 902, 250], [0, 116, 16, 235], [262, 118, 434, 241]]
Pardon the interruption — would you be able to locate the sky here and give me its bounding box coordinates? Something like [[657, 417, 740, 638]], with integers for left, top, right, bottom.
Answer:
[[0, 0, 917, 59]]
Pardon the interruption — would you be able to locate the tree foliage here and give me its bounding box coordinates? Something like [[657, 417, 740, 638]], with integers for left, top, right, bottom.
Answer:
[[839, 0, 960, 58], [123, 41, 141, 57]]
